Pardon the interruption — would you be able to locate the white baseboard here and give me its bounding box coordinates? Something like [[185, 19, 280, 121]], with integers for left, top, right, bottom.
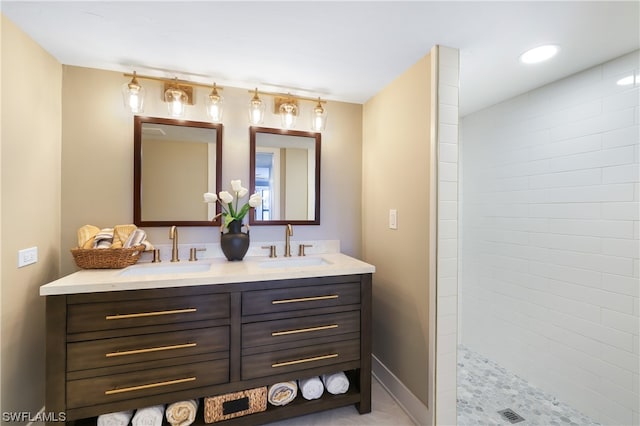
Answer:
[[372, 354, 430, 425]]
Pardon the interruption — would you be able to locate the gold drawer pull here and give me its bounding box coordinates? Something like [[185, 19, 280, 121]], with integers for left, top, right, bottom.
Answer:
[[105, 308, 197, 320], [272, 324, 338, 337], [105, 342, 197, 358], [105, 377, 196, 395], [272, 353, 338, 368], [271, 295, 338, 305]]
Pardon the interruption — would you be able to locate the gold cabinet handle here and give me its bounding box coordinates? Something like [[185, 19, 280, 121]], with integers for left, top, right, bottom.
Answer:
[[272, 353, 338, 368], [271, 295, 338, 305], [105, 308, 197, 320], [105, 377, 196, 395], [105, 342, 197, 358], [271, 324, 338, 337]]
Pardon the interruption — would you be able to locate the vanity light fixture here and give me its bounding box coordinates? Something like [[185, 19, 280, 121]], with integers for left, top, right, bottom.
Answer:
[[248, 88, 266, 125], [164, 78, 189, 117], [122, 71, 145, 113], [311, 97, 327, 131], [519, 45, 559, 64], [206, 82, 224, 122], [276, 96, 298, 129]]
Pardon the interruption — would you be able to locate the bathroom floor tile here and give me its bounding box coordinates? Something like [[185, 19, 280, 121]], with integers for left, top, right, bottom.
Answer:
[[457, 345, 600, 426]]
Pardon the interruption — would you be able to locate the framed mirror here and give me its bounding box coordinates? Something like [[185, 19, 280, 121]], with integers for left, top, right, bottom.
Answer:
[[249, 126, 321, 225], [134, 116, 222, 226]]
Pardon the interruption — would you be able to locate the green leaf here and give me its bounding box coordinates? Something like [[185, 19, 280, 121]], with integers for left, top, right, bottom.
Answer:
[[224, 214, 235, 228], [236, 203, 251, 221]]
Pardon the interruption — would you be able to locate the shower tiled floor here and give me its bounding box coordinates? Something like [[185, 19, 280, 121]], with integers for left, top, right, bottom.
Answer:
[[457, 345, 600, 426]]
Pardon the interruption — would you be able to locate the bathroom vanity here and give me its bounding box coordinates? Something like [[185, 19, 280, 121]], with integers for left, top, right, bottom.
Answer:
[[41, 252, 374, 425]]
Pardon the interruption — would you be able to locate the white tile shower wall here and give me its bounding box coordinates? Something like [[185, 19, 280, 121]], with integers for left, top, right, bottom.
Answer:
[[460, 50, 640, 426], [436, 45, 460, 426]]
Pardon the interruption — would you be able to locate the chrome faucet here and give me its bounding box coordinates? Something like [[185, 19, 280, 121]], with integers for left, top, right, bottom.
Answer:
[[284, 224, 293, 257], [169, 225, 179, 262]]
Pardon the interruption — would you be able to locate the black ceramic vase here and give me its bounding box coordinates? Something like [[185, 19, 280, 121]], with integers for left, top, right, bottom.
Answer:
[[220, 220, 250, 261]]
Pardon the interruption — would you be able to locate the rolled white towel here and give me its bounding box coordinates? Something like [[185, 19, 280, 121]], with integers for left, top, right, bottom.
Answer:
[[166, 399, 199, 426], [298, 376, 324, 400], [267, 381, 298, 406], [132, 405, 165, 426], [93, 228, 114, 249], [321, 371, 350, 395], [97, 410, 134, 426], [124, 228, 147, 248]]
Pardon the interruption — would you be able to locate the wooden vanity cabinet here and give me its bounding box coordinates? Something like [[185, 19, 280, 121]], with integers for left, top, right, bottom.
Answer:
[[46, 274, 372, 425]]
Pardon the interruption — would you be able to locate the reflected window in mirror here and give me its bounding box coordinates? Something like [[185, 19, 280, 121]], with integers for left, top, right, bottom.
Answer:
[[134, 116, 222, 226], [249, 127, 320, 225]]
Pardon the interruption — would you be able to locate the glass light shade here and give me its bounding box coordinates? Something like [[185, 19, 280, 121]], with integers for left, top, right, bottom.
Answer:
[[165, 85, 187, 117], [248, 90, 265, 125], [121, 73, 145, 113], [311, 100, 327, 131], [279, 102, 297, 129], [206, 84, 224, 122]]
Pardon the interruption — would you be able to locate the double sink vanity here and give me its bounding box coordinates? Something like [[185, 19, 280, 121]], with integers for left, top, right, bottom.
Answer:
[[41, 240, 374, 425], [41, 116, 374, 424]]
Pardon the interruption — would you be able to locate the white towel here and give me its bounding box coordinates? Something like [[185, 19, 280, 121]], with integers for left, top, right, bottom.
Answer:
[[298, 376, 324, 400], [97, 410, 134, 426], [267, 381, 298, 406], [124, 228, 147, 248], [132, 405, 165, 426], [165, 399, 199, 426], [93, 228, 114, 249], [321, 371, 350, 395]]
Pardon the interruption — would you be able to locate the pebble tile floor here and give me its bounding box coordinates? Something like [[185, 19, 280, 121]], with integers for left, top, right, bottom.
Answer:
[[457, 345, 601, 426]]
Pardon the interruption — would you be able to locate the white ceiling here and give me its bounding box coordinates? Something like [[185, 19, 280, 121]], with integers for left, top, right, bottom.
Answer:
[[2, 1, 639, 116]]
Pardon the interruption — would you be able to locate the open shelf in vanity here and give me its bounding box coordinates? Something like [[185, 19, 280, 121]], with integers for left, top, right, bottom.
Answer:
[[43, 270, 372, 426]]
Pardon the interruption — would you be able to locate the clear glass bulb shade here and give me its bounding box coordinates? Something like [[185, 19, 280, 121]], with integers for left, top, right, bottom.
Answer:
[[279, 103, 297, 129], [165, 87, 187, 117], [248, 99, 265, 125], [206, 94, 224, 122], [311, 104, 327, 131], [121, 82, 145, 113]]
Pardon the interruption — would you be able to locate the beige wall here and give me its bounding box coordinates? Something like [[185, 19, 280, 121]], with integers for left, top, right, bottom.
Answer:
[[363, 54, 432, 404], [1, 14, 62, 414], [61, 66, 363, 274]]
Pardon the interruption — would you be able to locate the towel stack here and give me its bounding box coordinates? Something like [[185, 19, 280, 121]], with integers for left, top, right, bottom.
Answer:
[[77, 224, 153, 250]]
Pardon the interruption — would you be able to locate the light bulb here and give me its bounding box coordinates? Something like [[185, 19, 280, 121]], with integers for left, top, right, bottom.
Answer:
[[248, 89, 265, 125], [122, 72, 145, 113], [206, 83, 224, 122], [311, 98, 327, 131]]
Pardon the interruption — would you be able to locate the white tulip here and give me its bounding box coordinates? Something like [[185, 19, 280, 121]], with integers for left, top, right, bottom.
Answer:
[[203, 192, 218, 203], [238, 187, 249, 198], [230, 180, 243, 192], [219, 191, 233, 204], [248, 193, 262, 207]]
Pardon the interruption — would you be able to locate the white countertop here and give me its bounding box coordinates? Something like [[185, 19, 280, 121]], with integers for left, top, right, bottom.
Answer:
[[40, 252, 375, 296]]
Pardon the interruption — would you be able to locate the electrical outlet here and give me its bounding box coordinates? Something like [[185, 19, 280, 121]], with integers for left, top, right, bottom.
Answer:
[[18, 246, 38, 268], [389, 209, 398, 230]]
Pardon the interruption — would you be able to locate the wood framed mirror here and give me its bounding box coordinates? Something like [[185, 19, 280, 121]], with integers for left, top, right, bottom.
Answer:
[[249, 126, 321, 225], [134, 116, 222, 226]]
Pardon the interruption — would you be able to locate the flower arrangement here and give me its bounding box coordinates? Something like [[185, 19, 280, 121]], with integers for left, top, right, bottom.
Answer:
[[204, 180, 262, 229]]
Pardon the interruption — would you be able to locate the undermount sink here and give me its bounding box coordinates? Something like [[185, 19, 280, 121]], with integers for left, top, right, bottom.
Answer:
[[119, 262, 211, 277], [258, 256, 330, 269]]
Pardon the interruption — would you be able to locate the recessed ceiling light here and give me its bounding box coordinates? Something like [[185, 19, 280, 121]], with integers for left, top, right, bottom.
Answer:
[[519, 45, 559, 64]]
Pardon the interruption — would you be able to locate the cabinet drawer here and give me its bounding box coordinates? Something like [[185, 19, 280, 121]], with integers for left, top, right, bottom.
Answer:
[[68, 326, 229, 371], [241, 339, 359, 380], [67, 358, 228, 409], [242, 311, 359, 349], [68, 293, 229, 334], [242, 283, 360, 316]]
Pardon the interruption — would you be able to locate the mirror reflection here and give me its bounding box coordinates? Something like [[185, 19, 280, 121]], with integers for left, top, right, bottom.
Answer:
[[134, 116, 222, 226], [250, 127, 320, 225]]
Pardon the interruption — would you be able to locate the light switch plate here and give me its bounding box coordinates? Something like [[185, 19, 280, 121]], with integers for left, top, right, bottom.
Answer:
[[389, 209, 398, 230], [18, 246, 38, 267]]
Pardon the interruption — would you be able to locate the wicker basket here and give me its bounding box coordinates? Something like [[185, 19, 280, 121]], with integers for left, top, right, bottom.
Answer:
[[204, 387, 267, 423], [70, 245, 145, 269]]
